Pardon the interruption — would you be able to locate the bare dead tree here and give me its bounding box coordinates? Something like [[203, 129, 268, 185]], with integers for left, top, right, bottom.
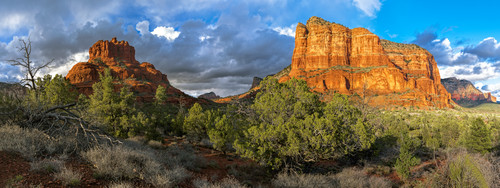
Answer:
[[8, 38, 53, 92], [2, 38, 119, 154]]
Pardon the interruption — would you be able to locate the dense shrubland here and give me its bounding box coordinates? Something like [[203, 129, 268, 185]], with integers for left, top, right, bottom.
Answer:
[[1, 69, 500, 187]]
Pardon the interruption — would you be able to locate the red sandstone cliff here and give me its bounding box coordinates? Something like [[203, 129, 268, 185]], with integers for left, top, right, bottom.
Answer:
[[279, 17, 452, 109], [66, 37, 196, 104], [441, 77, 497, 106]]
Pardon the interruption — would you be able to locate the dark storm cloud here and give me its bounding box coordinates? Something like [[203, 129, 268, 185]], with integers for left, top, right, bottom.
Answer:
[[464, 37, 500, 61], [0, 3, 294, 97], [412, 29, 478, 66]]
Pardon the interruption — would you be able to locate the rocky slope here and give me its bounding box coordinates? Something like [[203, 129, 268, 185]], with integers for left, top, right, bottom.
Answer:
[[198, 92, 220, 100], [279, 16, 452, 109], [66, 37, 196, 104], [441, 77, 497, 106]]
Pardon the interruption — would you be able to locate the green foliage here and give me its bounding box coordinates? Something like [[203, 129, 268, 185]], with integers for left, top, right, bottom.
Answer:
[[88, 69, 149, 138], [395, 133, 420, 181], [235, 78, 375, 169], [465, 117, 492, 154], [25, 74, 78, 108], [154, 85, 167, 105], [207, 114, 234, 153], [183, 103, 207, 142]]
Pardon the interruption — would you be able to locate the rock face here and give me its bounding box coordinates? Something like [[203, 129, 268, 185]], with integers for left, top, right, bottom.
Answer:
[[66, 37, 196, 104], [441, 77, 497, 105], [279, 16, 452, 109], [198, 92, 220, 100], [250, 77, 263, 90]]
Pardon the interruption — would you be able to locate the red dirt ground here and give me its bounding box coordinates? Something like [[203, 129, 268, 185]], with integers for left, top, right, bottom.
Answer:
[[0, 151, 152, 187]]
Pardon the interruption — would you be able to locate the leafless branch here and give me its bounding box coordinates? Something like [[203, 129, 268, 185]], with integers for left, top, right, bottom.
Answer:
[[7, 38, 54, 91]]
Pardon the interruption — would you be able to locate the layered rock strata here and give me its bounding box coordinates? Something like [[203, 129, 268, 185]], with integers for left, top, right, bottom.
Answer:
[[66, 37, 196, 104], [441, 77, 497, 105], [279, 16, 452, 108]]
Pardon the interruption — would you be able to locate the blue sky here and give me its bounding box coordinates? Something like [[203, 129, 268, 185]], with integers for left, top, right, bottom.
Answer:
[[0, 0, 499, 97]]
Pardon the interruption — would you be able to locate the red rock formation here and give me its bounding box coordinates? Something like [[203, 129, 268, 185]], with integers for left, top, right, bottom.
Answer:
[[66, 37, 197, 104], [441, 77, 497, 105], [280, 16, 452, 109]]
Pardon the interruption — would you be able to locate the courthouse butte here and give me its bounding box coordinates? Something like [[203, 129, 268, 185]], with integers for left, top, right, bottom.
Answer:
[[66, 37, 197, 104], [278, 16, 453, 109]]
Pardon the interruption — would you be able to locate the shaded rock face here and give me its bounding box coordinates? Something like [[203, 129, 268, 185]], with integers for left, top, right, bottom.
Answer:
[[250, 77, 263, 90], [441, 77, 497, 105], [198, 92, 220, 100], [280, 16, 452, 109], [66, 37, 196, 104]]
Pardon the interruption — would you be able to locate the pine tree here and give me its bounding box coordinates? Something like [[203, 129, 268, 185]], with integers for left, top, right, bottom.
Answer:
[[395, 133, 420, 181], [154, 85, 167, 105], [465, 117, 492, 154], [88, 69, 142, 138]]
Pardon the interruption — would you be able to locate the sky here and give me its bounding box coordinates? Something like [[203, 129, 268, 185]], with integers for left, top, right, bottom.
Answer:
[[1, 0, 499, 98]]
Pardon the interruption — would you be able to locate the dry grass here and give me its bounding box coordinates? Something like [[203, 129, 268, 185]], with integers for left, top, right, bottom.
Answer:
[[0, 124, 54, 160], [54, 167, 82, 186], [82, 143, 191, 187], [272, 167, 392, 188], [194, 177, 247, 188], [159, 144, 207, 172], [30, 158, 64, 173], [424, 149, 500, 188], [107, 182, 134, 188]]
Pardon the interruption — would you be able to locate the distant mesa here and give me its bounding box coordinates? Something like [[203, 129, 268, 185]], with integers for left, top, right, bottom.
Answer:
[[276, 16, 453, 109], [198, 92, 220, 100], [441, 77, 497, 106], [65, 37, 198, 104]]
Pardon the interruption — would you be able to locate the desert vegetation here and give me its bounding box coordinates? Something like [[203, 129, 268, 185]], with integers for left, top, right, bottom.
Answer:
[[2, 39, 500, 187]]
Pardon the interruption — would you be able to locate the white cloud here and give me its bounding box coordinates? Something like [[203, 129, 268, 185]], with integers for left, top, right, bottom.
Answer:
[[151, 26, 181, 41], [42, 51, 89, 77], [439, 62, 500, 82], [352, 0, 382, 17], [0, 14, 27, 36], [199, 35, 212, 42], [272, 24, 296, 37]]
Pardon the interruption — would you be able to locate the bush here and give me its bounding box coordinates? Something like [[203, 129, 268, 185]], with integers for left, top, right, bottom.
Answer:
[[82, 144, 161, 179], [465, 117, 492, 154], [30, 158, 64, 173], [272, 173, 336, 188], [333, 168, 392, 188], [272, 168, 392, 188], [82, 143, 191, 187], [160, 144, 207, 172], [426, 151, 492, 188], [54, 167, 82, 186], [0, 124, 58, 160], [394, 133, 420, 181], [107, 182, 134, 188], [194, 177, 248, 188], [235, 78, 375, 169]]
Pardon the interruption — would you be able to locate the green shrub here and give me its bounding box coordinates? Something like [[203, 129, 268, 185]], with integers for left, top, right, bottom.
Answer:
[[395, 133, 420, 181], [465, 117, 492, 154], [235, 78, 375, 169]]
